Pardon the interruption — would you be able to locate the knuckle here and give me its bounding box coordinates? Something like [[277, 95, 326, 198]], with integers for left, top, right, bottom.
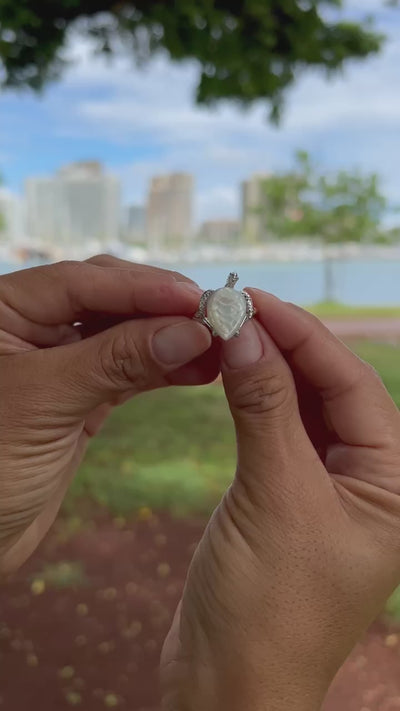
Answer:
[[85, 253, 112, 265], [231, 370, 293, 418], [171, 270, 191, 283], [54, 260, 88, 286], [56, 259, 82, 273], [98, 327, 148, 390]]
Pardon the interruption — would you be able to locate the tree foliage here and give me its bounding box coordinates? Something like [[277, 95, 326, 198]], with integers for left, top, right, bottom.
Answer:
[[259, 151, 388, 243], [0, 0, 384, 119]]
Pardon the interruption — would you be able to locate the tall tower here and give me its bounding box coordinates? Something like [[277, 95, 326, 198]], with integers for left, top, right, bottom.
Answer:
[[147, 172, 194, 251], [241, 174, 269, 244], [25, 162, 121, 249], [57, 162, 120, 246]]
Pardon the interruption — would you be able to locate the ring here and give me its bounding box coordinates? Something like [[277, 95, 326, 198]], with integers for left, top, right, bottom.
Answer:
[[194, 272, 255, 341]]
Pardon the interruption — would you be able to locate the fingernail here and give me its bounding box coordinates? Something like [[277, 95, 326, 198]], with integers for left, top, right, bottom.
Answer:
[[222, 320, 264, 369], [153, 321, 211, 366]]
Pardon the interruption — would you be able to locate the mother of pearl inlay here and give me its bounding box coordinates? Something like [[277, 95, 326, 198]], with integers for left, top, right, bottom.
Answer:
[[207, 287, 248, 341]]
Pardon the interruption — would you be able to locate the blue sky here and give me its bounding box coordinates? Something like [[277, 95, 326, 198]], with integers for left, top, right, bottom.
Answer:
[[0, 0, 399, 224]]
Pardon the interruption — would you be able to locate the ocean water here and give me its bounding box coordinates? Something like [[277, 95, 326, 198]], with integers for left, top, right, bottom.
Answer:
[[1, 258, 399, 306], [171, 259, 400, 306]]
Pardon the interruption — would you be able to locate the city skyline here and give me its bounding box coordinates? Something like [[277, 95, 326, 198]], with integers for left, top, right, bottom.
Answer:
[[1, 162, 262, 248], [2, 163, 248, 228], [2, 156, 399, 251]]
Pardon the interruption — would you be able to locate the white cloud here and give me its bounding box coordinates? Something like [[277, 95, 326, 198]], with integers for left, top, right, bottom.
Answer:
[[346, 0, 392, 11], [59, 11, 400, 143]]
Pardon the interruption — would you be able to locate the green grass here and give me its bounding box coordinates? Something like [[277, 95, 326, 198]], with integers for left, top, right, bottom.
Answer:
[[352, 342, 400, 405], [350, 343, 400, 620], [308, 301, 400, 319], [65, 385, 236, 517], [65, 340, 400, 518], [386, 587, 400, 622], [31, 561, 88, 589]]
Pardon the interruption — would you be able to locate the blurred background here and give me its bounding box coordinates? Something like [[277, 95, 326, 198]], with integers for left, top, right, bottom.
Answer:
[[0, 1, 400, 709]]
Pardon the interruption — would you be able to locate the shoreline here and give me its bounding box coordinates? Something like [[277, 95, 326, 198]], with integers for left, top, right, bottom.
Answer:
[[2, 241, 400, 267]]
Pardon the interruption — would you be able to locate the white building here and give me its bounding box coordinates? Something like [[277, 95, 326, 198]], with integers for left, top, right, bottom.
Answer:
[[241, 173, 270, 244], [147, 173, 193, 251], [25, 161, 121, 250], [0, 188, 24, 244]]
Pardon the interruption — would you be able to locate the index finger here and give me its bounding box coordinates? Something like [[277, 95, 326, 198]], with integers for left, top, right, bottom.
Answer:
[[249, 289, 400, 449], [0, 261, 202, 326], [85, 254, 197, 285]]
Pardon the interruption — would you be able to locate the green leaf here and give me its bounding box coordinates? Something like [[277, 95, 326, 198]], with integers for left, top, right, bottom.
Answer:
[[0, 0, 385, 119]]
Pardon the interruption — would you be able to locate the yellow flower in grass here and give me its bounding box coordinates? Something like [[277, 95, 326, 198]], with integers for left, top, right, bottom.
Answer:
[[30, 579, 45, 596]]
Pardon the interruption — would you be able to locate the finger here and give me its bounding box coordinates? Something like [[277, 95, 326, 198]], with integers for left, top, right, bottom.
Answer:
[[85, 254, 197, 285], [106, 342, 221, 404], [0, 261, 202, 330], [77, 314, 133, 340], [0, 296, 82, 347], [83, 403, 112, 438], [1, 440, 89, 575], [221, 319, 315, 490], [168, 339, 221, 386], [248, 290, 400, 449], [30, 316, 212, 415]]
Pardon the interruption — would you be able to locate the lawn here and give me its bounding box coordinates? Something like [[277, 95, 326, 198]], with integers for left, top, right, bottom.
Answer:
[[64, 339, 400, 622], [66, 384, 236, 517], [66, 340, 400, 517], [308, 302, 400, 319]]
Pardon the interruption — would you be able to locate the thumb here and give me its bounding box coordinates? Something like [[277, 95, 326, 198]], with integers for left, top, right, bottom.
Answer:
[[42, 316, 212, 415], [221, 319, 311, 487]]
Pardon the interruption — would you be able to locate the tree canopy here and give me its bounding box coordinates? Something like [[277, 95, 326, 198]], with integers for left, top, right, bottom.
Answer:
[[0, 0, 384, 119], [256, 151, 392, 300], [258, 151, 388, 243]]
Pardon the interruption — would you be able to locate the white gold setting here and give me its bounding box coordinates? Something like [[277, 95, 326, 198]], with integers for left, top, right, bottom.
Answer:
[[194, 272, 255, 341]]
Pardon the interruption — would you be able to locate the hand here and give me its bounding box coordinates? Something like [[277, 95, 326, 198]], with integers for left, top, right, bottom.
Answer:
[[0, 256, 218, 575], [162, 291, 400, 711]]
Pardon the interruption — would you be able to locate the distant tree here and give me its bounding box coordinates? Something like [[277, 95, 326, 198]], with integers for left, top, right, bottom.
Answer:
[[258, 152, 389, 300], [385, 226, 400, 243], [0, 0, 384, 120]]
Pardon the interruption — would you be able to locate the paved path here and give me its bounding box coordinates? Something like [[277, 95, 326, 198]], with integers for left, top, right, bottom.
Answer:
[[323, 318, 400, 343]]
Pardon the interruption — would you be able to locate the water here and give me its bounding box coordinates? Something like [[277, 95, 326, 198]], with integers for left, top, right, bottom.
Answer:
[[174, 259, 400, 306], [1, 258, 399, 305], [0, 259, 45, 274]]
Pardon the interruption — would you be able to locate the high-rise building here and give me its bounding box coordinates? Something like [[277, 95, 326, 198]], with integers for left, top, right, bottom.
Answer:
[[146, 173, 194, 250], [199, 219, 240, 246], [241, 174, 270, 244], [25, 161, 120, 248], [0, 188, 24, 244]]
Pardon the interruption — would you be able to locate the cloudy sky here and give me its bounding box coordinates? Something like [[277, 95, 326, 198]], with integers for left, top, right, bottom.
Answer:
[[0, 0, 399, 224]]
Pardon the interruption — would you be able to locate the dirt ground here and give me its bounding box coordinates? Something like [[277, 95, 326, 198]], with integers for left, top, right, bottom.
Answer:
[[1, 512, 400, 711], [324, 318, 400, 344]]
